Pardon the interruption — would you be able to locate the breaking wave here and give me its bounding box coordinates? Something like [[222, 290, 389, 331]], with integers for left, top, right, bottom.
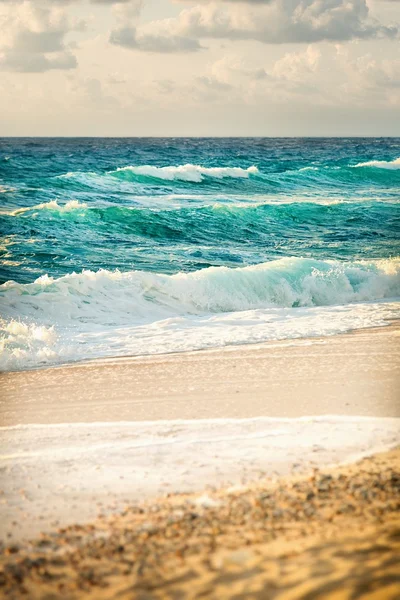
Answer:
[[1, 257, 399, 371], [2, 258, 399, 327], [50, 160, 400, 195], [353, 157, 400, 170], [12, 200, 87, 215], [110, 164, 259, 182], [2, 138, 400, 371]]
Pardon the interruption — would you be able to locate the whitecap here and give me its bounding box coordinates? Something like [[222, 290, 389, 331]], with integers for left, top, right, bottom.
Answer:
[[1, 257, 399, 371], [111, 164, 259, 182], [353, 157, 400, 170]]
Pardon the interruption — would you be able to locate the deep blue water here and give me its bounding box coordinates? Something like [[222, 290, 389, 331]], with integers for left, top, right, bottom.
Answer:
[[0, 138, 399, 370]]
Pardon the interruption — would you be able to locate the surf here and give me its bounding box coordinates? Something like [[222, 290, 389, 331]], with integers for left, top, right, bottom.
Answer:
[[1, 137, 400, 370], [110, 164, 259, 182], [1, 257, 399, 326], [353, 157, 400, 170]]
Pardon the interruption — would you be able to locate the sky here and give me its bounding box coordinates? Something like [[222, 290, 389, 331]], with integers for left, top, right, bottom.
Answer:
[[0, 0, 399, 136]]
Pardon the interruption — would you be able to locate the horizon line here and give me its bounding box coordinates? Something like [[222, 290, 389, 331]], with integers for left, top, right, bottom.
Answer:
[[1, 135, 400, 139]]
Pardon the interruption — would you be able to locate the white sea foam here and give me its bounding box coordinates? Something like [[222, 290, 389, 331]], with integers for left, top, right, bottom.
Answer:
[[1, 257, 399, 370], [12, 200, 87, 215], [0, 321, 57, 365], [112, 164, 259, 182], [1, 300, 399, 371], [353, 157, 400, 170], [2, 257, 399, 323]]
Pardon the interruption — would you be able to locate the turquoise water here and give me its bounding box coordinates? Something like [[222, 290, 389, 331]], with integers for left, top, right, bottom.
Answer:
[[1, 138, 399, 370]]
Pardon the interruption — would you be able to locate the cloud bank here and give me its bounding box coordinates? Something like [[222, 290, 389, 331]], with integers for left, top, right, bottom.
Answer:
[[110, 0, 398, 54]]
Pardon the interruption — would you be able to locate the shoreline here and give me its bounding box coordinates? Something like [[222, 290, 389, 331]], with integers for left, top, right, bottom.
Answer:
[[3, 318, 400, 376], [1, 322, 399, 426], [0, 323, 399, 547], [1, 448, 399, 599]]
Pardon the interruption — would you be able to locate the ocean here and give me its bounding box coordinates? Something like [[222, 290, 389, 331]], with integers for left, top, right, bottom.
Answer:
[[0, 137, 399, 371]]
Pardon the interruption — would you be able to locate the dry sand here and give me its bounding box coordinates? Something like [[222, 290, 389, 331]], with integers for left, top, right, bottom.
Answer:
[[0, 448, 399, 599]]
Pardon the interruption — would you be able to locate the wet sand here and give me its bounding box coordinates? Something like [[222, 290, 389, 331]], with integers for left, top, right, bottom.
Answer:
[[1, 323, 399, 425]]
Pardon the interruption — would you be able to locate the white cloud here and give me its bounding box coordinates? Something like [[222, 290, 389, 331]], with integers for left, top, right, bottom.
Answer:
[[0, 0, 399, 134], [109, 26, 203, 52], [334, 45, 400, 105], [109, 1, 203, 52], [0, 2, 84, 72], [173, 43, 399, 110], [200, 47, 324, 103], [272, 45, 321, 81], [127, 0, 398, 52]]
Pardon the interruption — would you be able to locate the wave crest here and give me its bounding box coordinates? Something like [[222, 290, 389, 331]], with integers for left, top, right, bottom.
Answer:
[[353, 157, 400, 170], [12, 200, 87, 216], [110, 164, 259, 182], [0, 321, 57, 366], [2, 258, 399, 327], [1, 258, 399, 370]]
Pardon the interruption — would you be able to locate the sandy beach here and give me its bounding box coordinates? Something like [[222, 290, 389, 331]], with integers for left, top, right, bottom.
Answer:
[[0, 323, 399, 560], [0, 324, 399, 597], [0, 448, 399, 599], [1, 323, 399, 426]]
